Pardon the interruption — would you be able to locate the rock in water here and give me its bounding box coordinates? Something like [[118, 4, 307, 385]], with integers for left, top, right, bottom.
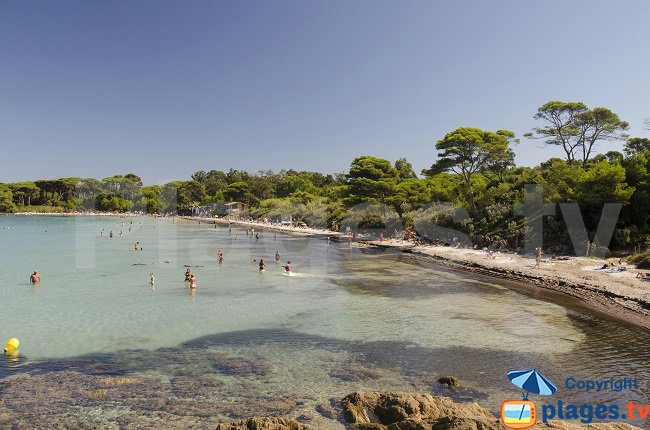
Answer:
[[214, 417, 309, 430], [438, 375, 460, 388]]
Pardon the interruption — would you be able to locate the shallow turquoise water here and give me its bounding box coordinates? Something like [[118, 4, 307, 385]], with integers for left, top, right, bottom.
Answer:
[[0, 216, 649, 427]]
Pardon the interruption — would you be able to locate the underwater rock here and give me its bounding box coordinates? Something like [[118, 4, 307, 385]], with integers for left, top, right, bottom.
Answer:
[[210, 353, 271, 377], [170, 375, 225, 398], [328, 365, 382, 382], [215, 417, 309, 430]]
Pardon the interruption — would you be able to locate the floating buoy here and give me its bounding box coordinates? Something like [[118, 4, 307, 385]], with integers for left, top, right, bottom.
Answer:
[[4, 338, 19, 353]]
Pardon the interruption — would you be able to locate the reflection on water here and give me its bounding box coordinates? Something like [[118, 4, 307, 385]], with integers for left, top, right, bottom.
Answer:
[[0, 216, 649, 428]]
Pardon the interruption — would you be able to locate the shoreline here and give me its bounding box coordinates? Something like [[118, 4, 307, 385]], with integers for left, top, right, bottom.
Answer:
[[184, 216, 650, 331], [363, 239, 650, 331]]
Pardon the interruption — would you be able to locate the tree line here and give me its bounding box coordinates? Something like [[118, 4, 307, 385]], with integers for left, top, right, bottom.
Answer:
[[2, 100, 649, 253]]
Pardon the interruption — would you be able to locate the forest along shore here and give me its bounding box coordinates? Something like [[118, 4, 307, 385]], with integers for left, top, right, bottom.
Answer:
[[188, 216, 650, 330]]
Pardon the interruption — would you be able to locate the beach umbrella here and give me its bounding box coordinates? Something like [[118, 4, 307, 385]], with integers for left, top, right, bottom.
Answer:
[[508, 369, 557, 420], [508, 369, 557, 398]]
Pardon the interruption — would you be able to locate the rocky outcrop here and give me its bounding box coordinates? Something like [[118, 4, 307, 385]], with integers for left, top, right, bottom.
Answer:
[[341, 391, 499, 429], [214, 417, 309, 430], [340, 391, 642, 430]]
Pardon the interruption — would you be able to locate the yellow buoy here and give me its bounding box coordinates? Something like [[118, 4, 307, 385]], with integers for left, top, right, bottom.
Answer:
[[4, 338, 19, 353]]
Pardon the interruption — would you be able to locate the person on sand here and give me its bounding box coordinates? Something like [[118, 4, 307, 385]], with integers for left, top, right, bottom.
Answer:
[[636, 272, 649, 279], [29, 271, 40, 283], [259, 259, 266, 271], [283, 261, 292, 273], [275, 250, 280, 263], [533, 247, 543, 269]]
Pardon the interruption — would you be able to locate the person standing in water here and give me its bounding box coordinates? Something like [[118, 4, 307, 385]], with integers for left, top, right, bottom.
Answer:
[[150, 272, 155, 285], [184, 268, 192, 281], [109, 230, 113, 238], [259, 259, 266, 271], [29, 271, 40, 283], [283, 261, 292, 273], [275, 250, 280, 263], [189, 274, 197, 289]]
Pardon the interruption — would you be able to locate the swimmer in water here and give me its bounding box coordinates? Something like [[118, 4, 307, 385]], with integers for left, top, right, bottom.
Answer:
[[259, 259, 266, 271], [283, 261, 292, 273], [29, 271, 40, 283]]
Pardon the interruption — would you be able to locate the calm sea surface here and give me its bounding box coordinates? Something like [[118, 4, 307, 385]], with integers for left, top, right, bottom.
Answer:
[[0, 216, 649, 428]]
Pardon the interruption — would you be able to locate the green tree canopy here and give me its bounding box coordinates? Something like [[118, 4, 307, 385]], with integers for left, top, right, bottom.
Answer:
[[0, 184, 17, 212], [346, 156, 398, 204], [624, 137, 650, 156], [426, 127, 512, 215], [528, 101, 628, 167]]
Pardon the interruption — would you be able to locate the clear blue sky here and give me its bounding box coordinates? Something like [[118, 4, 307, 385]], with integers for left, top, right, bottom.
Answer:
[[1, 0, 649, 184]]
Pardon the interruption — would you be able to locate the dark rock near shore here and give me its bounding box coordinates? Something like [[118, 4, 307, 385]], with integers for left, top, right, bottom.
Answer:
[[315, 398, 342, 420], [437, 375, 460, 388]]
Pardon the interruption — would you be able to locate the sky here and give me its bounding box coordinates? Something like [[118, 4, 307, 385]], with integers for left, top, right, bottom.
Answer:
[[1, 0, 649, 185]]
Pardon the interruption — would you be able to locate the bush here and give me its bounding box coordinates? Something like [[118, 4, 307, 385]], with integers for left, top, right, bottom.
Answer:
[[15, 205, 66, 213], [627, 249, 650, 269]]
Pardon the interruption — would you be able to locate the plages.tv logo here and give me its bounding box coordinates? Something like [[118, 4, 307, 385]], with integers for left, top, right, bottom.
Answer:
[[501, 369, 558, 429]]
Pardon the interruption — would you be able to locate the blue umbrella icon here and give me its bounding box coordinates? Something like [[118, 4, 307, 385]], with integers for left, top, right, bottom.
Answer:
[[508, 369, 557, 420]]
